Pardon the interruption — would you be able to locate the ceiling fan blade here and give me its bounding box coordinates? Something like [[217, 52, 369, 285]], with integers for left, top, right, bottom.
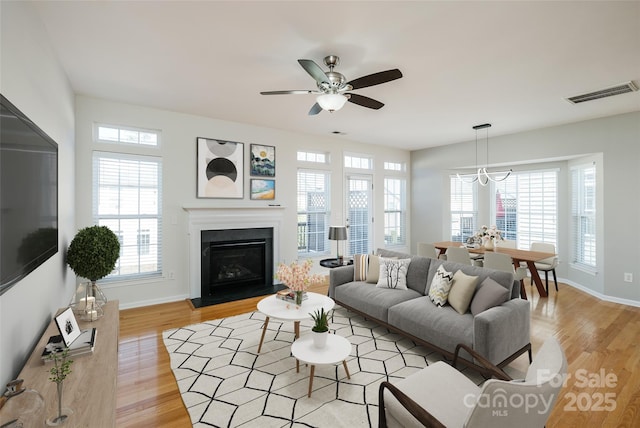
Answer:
[[260, 90, 318, 95], [308, 103, 323, 115], [346, 93, 384, 110], [298, 59, 329, 84], [347, 69, 403, 90]]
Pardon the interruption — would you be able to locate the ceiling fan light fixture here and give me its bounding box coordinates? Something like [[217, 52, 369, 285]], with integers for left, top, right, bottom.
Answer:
[[316, 93, 348, 112]]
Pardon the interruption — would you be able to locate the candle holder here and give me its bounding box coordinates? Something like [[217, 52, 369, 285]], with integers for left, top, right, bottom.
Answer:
[[69, 281, 106, 321]]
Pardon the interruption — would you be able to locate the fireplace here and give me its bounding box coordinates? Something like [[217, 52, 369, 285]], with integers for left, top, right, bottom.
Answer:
[[199, 227, 276, 305]]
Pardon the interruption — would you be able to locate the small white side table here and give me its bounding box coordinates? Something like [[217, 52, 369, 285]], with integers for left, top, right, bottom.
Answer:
[[256, 291, 335, 353], [291, 334, 352, 397]]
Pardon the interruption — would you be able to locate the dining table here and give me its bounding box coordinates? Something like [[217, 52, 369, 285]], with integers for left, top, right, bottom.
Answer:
[[432, 241, 557, 298]]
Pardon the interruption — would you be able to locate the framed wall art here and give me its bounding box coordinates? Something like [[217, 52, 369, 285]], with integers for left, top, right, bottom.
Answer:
[[197, 137, 244, 198], [250, 179, 275, 200], [250, 144, 275, 177]]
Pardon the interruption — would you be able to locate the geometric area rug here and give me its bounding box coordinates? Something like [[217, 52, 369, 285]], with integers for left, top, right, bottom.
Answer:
[[162, 305, 488, 428]]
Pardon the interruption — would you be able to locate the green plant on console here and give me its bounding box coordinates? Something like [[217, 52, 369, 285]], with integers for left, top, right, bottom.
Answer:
[[66, 225, 120, 283], [46, 348, 73, 425], [310, 308, 329, 333]]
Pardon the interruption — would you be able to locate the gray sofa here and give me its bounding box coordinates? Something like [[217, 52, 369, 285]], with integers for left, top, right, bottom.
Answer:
[[329, 249, 531, 368]]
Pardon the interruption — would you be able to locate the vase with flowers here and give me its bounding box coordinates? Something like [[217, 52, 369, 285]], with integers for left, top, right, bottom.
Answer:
[[475, 225, 503, 250], [275, 259, 324, 306]]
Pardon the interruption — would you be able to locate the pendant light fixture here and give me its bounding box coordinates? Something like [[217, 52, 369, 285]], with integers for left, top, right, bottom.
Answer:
[[316, 93, 348, 112], [457, 123, 512, 186]]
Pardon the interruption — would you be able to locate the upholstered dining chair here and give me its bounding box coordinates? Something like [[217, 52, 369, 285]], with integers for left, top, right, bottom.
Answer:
[[530, 242, 559, 293], [417, 242, 439, 259], [483, 252, 528, 299], [495, 239, 516, 248], [444, 246, 472, 265], [379, 336, 567, 428]]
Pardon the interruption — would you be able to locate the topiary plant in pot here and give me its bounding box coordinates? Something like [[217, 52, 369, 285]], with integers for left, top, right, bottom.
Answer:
[[66, 226, 120, 320]]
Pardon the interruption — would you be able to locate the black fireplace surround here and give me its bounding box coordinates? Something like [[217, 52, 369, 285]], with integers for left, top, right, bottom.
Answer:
[[195, 227, 283, 307]]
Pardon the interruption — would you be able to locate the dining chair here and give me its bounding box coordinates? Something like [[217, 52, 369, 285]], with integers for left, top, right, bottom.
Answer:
[[483, 252, 528, 299], [379, 336, 567, 428], [445, 246, 473, 265], [417, 242, 439, 259], [495, 239, 516, 249], [530, 242, 559, 293]]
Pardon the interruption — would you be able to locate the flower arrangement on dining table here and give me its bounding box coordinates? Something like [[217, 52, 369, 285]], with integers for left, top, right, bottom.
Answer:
[[472, 225, 503, 248], [275, 259, 324, 306]]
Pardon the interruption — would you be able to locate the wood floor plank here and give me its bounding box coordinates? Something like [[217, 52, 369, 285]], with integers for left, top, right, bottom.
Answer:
[[116, 279, 640, 427]]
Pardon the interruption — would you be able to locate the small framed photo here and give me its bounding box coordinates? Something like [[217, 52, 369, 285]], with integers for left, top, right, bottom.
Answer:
[[250, 144, 275, 177], [250, 179, 275, 200], [197, 137, 244, 198], [54, 307, 81, 346]]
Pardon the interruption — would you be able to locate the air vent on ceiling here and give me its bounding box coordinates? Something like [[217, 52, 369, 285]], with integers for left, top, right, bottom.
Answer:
[[566, 81, 638, 104]]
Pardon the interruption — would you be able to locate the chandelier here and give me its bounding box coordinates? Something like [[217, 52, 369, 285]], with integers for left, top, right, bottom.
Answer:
[[457, 123, 511, 186]]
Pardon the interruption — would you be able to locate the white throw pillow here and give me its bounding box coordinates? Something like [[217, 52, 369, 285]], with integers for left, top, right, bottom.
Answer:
[[376, 258, 411, 290], [428, 265, 454, 306]]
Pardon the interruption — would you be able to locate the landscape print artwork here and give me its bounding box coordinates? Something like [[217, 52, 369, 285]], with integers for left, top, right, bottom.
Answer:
[[197, 137, 244, 198], [250, 179, 275, 200], [250, 144, 275, 177]]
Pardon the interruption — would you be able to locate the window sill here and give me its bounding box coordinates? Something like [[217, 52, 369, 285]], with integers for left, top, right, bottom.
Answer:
[[570, 263, 598, 276], [98, 273, 164, 289]]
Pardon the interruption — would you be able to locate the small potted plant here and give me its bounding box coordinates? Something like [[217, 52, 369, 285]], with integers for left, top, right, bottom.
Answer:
[[66, 225, 120, 320], [310, 308, 330, 348], [46, 348, 73, 426]]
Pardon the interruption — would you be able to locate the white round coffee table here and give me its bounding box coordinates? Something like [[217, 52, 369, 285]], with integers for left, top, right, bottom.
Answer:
[[256, 291, 335, 353], [291, 334, 352, 397]]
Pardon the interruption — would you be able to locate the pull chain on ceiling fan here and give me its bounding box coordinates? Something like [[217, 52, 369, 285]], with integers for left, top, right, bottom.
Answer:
[[260, 55, 402, 115]]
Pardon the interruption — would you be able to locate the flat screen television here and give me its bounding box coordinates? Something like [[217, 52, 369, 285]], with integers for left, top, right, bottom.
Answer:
[[0, 94, 58, 295]]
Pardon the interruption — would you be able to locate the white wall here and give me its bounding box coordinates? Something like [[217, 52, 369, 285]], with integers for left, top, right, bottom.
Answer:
[[411, 112, 640, 305], [74, 96, 410, 309], [0, 1, 76, 387]]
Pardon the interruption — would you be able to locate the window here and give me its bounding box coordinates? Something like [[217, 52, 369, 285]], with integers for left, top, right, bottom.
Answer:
[[450, 176, 477, 242], [297, 151, 329, 164], [95, 124, 159, 147], [384, 178, 406, 246], [297, 170, 330, 255], [93, 151, 162, 279], [492, 170, 558, 250], [384, 161, 405, 172], [571, 163, 596, 268], [344, 154, 373, 170]]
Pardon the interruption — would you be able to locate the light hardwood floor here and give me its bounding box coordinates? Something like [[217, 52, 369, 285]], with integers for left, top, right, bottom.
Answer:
[[115, 280, 640, 427]]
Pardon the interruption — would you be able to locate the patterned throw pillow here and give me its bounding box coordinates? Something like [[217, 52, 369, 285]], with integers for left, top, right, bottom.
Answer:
[[428, 265, 454, 306], [448, 270, 479, 314], [353, 254, 369, 281], [365, 254, 381, 284], [376, 258, 411, 290]]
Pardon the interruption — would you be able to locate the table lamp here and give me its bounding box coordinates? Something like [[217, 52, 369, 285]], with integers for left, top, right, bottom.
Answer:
[[328, 226, 348, 263]]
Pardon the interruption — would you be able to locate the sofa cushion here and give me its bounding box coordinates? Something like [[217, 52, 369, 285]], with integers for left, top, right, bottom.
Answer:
[[428, 265, 454, 306], [365, 254, 381, 284], [448, 271, 479, 314], [470, 277, 510, 316], [388, 296, 474, 353], [426, 258, 515, 298], [377, 249, 431, 294], [335, 282, 421, 322], [377, 258, 411, 290], [353, 254, 369, 281]]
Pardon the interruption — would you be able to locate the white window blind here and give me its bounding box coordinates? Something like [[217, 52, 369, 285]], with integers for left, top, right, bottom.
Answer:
[[571, 164, 596, 268], [93, 151, 162, 280], [297, 170, 330, 255], [347, 176, 372, 255], [384, 177, 406, 246], [450, 176, 477, 242], [492, 170, 558, 250]]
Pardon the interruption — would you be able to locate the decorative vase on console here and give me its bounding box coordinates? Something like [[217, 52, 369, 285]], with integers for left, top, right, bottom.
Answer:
[[66, 226, 120, 321]]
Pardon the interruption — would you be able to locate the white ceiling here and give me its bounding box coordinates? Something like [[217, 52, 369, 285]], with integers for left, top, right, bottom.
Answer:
[[30, 1, 640, 151]]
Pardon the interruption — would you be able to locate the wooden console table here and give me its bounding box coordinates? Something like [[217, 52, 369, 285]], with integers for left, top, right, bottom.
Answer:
[[15, 300, 119, 426]]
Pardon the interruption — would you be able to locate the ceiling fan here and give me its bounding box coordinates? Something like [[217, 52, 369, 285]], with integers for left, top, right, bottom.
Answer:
[[260, 55, 402, 115]]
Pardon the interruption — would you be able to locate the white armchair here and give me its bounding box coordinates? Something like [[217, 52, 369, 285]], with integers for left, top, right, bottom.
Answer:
[[379, 337, 567, 428]]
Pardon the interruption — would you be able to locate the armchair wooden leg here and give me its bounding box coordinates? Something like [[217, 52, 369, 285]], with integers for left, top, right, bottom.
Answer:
[[552, 269, 558, 291], [545, 271, 549, 294]]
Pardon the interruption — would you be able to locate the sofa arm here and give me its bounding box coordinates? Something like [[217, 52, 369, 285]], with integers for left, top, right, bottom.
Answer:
[[328, 265, 355, 299], [473, 299, 530, 365]]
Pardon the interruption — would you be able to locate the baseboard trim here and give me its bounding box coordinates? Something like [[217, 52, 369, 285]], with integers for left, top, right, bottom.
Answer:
[[117, 294, 190, 310], [557, 278, 640, 308]]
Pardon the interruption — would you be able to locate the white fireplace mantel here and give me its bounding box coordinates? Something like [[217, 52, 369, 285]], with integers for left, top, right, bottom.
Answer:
[[183, 206, 284, 299]]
